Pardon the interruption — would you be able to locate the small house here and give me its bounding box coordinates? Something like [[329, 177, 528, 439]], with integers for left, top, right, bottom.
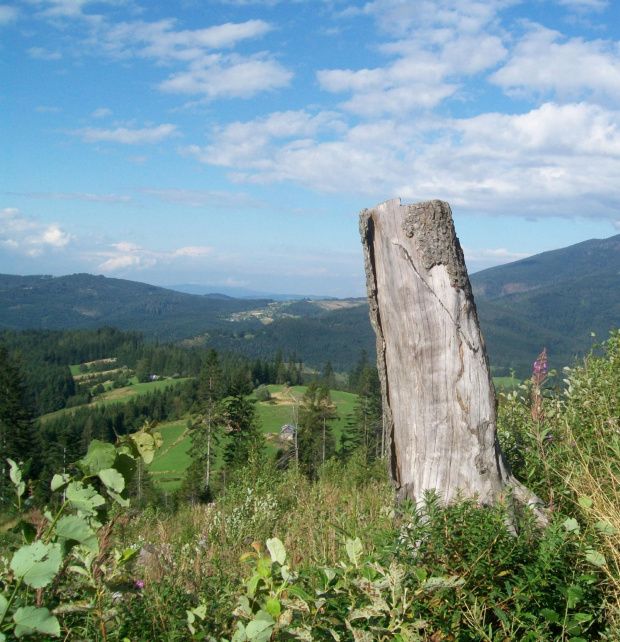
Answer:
[[280, 424, 297, 441]]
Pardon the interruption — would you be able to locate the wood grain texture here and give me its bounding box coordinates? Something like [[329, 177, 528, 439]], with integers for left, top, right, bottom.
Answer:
[[360, 198, 546, 518]]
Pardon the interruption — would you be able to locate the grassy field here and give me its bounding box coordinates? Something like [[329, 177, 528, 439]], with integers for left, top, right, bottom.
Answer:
[[148, 385, 359, 491], [148, 421, 193, 491], [39, 378, 190, 423]]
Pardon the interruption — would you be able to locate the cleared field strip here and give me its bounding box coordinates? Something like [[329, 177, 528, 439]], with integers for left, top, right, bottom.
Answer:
[[39, 377, 190, 423]]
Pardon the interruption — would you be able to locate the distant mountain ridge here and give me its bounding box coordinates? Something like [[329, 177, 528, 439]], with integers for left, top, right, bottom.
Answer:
[[169, 283, 332, 301], [471, 234, 619, 299], [0, 233, 617, 375]]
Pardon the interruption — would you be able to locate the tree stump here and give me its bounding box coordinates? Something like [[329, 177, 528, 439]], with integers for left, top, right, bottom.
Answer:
[[360, 198, 545, 518]]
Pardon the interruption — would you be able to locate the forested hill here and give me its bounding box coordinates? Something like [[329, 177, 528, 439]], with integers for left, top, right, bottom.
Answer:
[[470, 234, 620, 299], [0, 233, 618, 376], [470, 234, 620, 376], [0, 273, 270, 340]]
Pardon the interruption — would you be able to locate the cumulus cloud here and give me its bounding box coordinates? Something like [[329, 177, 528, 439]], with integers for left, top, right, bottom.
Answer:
[[190, 101, 620, 220], [158, 54, 292, 100], [68, 123, 179, 144], [92, 241, 214, 272], [88, 17, 291, 101], [0, 208, 73, 255], [490, 25, 620, 102]]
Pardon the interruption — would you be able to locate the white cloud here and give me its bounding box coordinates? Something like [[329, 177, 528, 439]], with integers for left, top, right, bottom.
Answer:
[[0, 208, 73, 254], [463, 246, 531, 268], [98, 19, 273, 60], [91, 107, 112, 118], [191, 101, 620, 221], [93, 241, 214, 271], [158, 54, 292, 100], [27, 46, 62, 59], [69, 123, 179, 144], [317, 0, 507, 116], [25, 0, 120, 19], [87, 17, 290, 100], [21, 191, 135, 203], [491, 25, 620, 102], [555, 0, 608, 11], [142, 188, 263, 209], [0, 5, 18, 24]]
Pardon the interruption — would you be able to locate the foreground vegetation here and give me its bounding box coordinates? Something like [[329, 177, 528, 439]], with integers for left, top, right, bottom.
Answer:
[[1, 331, 618, 640]]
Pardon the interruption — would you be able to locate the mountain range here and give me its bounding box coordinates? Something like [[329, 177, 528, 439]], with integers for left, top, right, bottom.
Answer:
[[0, 234, 617, 377]]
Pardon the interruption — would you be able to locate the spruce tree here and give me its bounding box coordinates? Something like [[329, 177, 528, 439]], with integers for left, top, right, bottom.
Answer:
[[0, 345, 38, 502], [190, 349, 225, 496]]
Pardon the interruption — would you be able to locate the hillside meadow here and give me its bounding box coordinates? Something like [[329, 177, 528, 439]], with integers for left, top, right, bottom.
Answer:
[[1, 333, 618, 640]]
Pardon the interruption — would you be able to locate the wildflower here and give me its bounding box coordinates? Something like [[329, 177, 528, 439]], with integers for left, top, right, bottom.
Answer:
[[136, 580, 144, 589], [571, 442, 576, 447], [546, 435, 552, 440]]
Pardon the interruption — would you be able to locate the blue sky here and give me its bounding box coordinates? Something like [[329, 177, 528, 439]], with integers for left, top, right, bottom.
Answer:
[[1, 0, 619, 297]]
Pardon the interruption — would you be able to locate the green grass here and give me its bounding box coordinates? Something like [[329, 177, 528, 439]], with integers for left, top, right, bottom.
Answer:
[[493, 376, 522, 390], [148, 421, 193, 491], [39, 378, 190, 423], [147, 385, 360, 490]]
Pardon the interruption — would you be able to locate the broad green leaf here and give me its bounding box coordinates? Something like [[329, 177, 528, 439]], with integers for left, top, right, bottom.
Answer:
[[245, 611, 274, 640], [55, 515, 97, 552], [8, 459, 25, 497], [572, 613, 592, 623], [566, 585, 583, 609], [594, 521, 617, 536], [107, 489, 130, 508], [0, 593, 8, 619], [346, 537, 363, 567], [98, 468, 125, 493], [153, 431, 163, 450], [10, 541, 62, 589], [66, 482, 105, 517], [585, 548, 607, 568], [266, 538, 286, 565], [257, 557, 271, 578], [80, 440, 116, 475], [247, 573, 261, 597], [114, 453, 137, 486], [265, 598, 281, 619], [563, 518, 580, 534], [577, 496, 593, 509], [131, 431, 157, 464], [540, 609, 559, 623], [13, 606, 60, 638], [8, 459, 21, 485], [50, 474, 71, 492]]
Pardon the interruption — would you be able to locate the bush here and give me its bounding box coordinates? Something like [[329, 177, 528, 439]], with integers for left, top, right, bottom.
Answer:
[[254, 384, 271, 402]]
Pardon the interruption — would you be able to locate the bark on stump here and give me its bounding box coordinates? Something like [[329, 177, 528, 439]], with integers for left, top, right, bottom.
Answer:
[[360, 198, 545, 518]]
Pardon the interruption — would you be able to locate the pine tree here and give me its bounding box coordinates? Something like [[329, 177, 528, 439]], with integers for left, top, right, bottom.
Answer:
[[0, 345, 38, 501], [190, 349, 225, 497], [298, 382, 337, 479], [341, 364, 383, 463]]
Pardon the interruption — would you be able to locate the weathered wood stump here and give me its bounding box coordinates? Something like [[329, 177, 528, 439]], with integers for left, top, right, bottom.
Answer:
[[360, 198, 545, 518]]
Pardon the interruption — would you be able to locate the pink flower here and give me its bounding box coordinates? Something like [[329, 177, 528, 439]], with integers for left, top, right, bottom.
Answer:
[[136, 581, 144, 589]]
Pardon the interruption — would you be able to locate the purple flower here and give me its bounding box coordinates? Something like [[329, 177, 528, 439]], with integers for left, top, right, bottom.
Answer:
[[136, 580, 144, 589], [546, 435, 552, 440]]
